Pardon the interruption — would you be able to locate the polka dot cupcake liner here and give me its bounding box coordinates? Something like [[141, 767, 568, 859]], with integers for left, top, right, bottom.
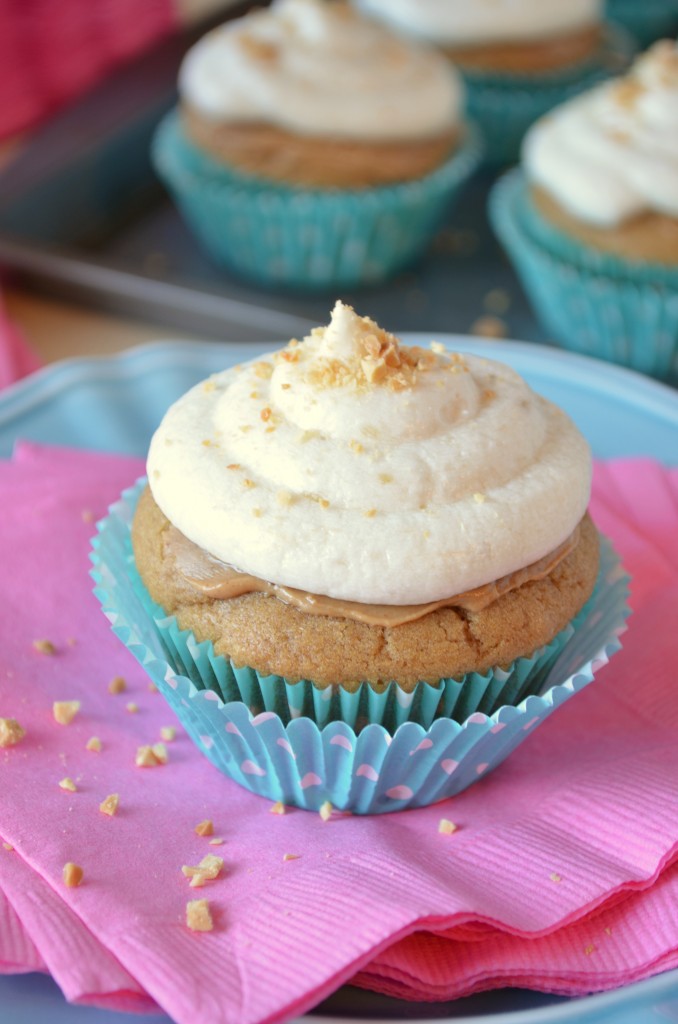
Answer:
[[461, 22, 634, 165], [152, 110, 483, 290], [490, 169, 678, 381], [90, 482, 630, 813]]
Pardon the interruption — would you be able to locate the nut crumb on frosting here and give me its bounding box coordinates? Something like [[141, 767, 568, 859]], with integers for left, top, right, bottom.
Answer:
[[86, 736, 102, 752], [99, 794, 119, 816], [59, 777, 77, 792], [186, 898, 213, 932], [63, 862, 83, 888], [195, 819, 214, 837], [108, 676, 126, 695], [0, 718, 25, 748], [33, 639, 56, 656], [438, 818, 457, 835], [53, 701, 81, 726]]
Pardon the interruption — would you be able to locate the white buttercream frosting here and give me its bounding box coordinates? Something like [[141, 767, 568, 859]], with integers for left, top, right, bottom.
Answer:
[[524, 40, 678, 227], [147, 303, 591, 606], [354, 0, 601, 46], [179, 0, 461, 141]]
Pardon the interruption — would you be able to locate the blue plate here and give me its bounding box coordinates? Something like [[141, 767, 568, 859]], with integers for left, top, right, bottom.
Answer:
[[1, 337, 677, 1024]]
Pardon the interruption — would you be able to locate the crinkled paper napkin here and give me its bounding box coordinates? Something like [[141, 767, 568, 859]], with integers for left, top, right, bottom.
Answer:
[[1, 442, 677, 1024]]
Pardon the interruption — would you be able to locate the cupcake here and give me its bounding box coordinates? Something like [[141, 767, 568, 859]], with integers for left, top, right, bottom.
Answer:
[[152, 0, 481, 289], [93, 302, 629, 811], [490, 40, 678, 379], [354, 0, 634, 163]]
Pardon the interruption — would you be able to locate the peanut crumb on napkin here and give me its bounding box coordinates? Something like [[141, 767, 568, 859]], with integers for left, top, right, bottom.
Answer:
[[209, 838, 224, 846], [126, 702, 139, 714], [550, 872, 562, 883], [182, 854, 224, 888], [3, 843, 13, 852], [86, 737, 102, 752], [81, 509, 94, 524], [53, 701, 80, 725], [63, 862, 83, 888], [148, 683, 158, 693], [584, 944, 596, 956], [59, 777, 77, 792], [99, 794, 119, 817], [438, 819, 458, 835], [270, 801, 286, 815], [319, 801, 333, 822], [186, 898, 213, 932], [283, 853, 300, 862], [108, 676, 127, 695], [160, 726, 177, 742], [195, 819, 214, 837], [0, 718, 25, 747], [33, 639, 56, 656], [135, 744, 168, 767]]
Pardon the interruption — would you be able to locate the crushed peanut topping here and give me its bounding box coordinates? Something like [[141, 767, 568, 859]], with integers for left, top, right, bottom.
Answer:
[[378, 473, 393, 484], [108, 676, 126, 695], [63, 862, 84, 888], [0, 718, 25, 748], [438, 819, 457, 835], [135, 744, 166, 768], [550, 872, 562, 883], [281, 383, 291, 390], [33, 639, 56, 656], [99, 794, 119, 817], [202, 380, 216, 393], [276, 490, 294, 507], [243, 479, 256, 489], [186, 898, 213, 932], [283, 853, 300, 862], [430, 341, 446, 355], [126, 702, 139, 714], [364, 509, 377, 518], [252, 508, 263, 518], [53, 701, 81, 726], [260, 406, 272, 422], [270, 801, 286, 815], [473, 493, 486, 504], [182, 854, 224, 888], [349, 440, 364, 454], [253, 361, 273, 379], [249, 391, 259, 400], [195, 819, 214, 837], [209, 838, 225, 846], [59, 777, 77, 792], [86, 737, 102, 753], [227, 464, 241, 471], [319, 801, 333, 822], [160, 726, 177, 742]]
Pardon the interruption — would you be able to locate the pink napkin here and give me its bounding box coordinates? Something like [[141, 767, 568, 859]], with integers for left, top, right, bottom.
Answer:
[[0, 443, 677, 1024]]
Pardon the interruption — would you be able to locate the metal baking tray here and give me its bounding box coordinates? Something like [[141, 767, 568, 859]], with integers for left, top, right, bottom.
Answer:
[[0, 13, 546, 346]]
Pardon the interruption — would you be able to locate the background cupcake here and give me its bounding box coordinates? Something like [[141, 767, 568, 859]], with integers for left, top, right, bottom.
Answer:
[[490, 40, 678, 379], [354, 0, 635, 164], [152, 0, 481, 289]]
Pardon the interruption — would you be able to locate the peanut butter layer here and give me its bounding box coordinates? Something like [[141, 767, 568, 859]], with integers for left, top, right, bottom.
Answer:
[[182, 106, 459, 188], [165, 521, 580, 624], [531, 185, 678, 266], [132, 486, 600, 689], [444, 24, 601, 74]]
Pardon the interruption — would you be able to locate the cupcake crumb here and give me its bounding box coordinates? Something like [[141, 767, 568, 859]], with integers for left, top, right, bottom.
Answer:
[[270, 801, 286, 815], [208, 838, 224, 846], [283, 853, 301, 862], [86, 736, 102, 753], [473, 493, 486, 504], [135, 744, 167, 768], [319, 801, 333, 822], [0, 718, 25, 748], [471, 316, 507, 339], [160, 726, 177, 742], [152, 743, 168, 764], [59, 777, 77, 792], [182, 854, 224, 888], [108, 676, 126, 695], [186, 898, 213, 932], [33, 639, 56, 656], [195, 819, 214, 837], [126, 702, 139, 714], [63, 862, 83, 888], [438, 819, 457, 835], [53, 701, 80, 726], [99, 794, 119, 817], [364, 508, 377, 518]]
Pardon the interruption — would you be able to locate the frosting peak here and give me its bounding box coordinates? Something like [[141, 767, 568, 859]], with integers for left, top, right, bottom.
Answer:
[[147, 306, 591, 605], [179, 0, 461, 141], [524, 40, 678, 227]]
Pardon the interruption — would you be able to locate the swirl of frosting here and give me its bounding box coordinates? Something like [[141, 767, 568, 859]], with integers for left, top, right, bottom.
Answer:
[[147, 303, 591, 605], [524, 40, 678, 227], [179, 0, 461, 141], [353, 0, 601, 46]]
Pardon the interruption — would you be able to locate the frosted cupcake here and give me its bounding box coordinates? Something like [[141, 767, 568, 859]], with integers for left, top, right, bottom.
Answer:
[[152, 0, 481, 288], [354, 0, 634, 163], [491, 40, 678, 378]]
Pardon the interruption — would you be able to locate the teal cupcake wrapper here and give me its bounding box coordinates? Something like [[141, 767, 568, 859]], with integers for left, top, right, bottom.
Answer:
[[152, 110, 482, 290], [605, 0, 678, 48], [461, 23, 635, 165], [490, 169, 678, 380], [90, 482, 629, 813]]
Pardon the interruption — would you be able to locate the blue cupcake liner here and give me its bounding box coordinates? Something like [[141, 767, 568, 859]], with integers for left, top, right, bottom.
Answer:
[[605, 0, 678, 48], [490, 170, 678, 379], [89, 482, 629, 813], [151, 110, 482, 290], [460, 23, 635, 165]]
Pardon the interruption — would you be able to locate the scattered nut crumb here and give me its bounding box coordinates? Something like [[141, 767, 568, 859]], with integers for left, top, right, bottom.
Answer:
[[126, 702, 139, 714], [349, 440, 364, 454], [604, 927, 612, 936], [0, 718, 25, 748], [483, 288, 511, 314], [33, 639, 56, 656], [86, 736, 102, 753], [99, 794, 119, 817], [260, 406, 272, 422], [473, 493, 486, 504], [53, 701, 81, 726], [152, 743, 168, 764], [283, 853, 300, 862], [81, 509, 94, 524], [549, 872, 562, 883], [208, 838, 224, 846], [471, 316, 506, 339], [67, 638, 77, 647], [59, 777, 77, 792], [270, 801, 286, 815], [182, 854, 224, 888], [276, 490, 294, 507], [584, 944, 595, 956], [253, 361, 273, 380], [243, 479, 256, 489], [319, 801, 333, 822], [186, 898, 213, 932], [438, 819, 457, 835], [160, 726, 176, 742], [148, 683, 158, 694], [378, 473, 393, 484], [2, 843, 13, 852], [108, 676, 126, 695], [63, 863, 83, 888], [195, 819, 214, 837], [364, 508, 377, 518], [430, 341, 446, 354], [135, 745, 165, 767]]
